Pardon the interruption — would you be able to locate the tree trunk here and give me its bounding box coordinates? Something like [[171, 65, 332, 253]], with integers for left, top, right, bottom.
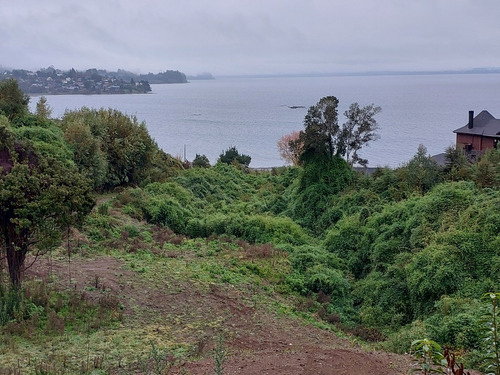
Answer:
[[4, 230, 27, 287]]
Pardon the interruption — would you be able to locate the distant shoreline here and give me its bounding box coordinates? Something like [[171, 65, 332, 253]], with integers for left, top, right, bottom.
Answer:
[[218, 68, 500, 79]]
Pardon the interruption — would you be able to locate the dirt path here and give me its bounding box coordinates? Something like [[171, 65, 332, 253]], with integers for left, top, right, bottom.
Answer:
[[29, 255, 412, 375]]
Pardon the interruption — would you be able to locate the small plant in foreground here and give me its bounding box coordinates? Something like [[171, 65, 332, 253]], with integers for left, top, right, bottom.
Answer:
[[136, 340, 173, 375], [213, 333, 226, 375], [409, 340, 471, 375], [409, 339, 446, 374], [481, 292, 500, 375]]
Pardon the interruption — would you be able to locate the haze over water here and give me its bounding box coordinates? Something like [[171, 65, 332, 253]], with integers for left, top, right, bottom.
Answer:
[[30, 73, 500, 168]]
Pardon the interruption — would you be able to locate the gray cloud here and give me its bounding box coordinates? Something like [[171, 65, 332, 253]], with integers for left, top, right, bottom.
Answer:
[[1, 0, 499, 75]]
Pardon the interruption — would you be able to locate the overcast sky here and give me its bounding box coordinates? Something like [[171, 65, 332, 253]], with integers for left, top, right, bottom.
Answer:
[[1, 0, 499, 76]]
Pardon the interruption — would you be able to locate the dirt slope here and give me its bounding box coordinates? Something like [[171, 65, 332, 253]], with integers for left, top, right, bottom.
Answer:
[[29, 255, 412, 375]]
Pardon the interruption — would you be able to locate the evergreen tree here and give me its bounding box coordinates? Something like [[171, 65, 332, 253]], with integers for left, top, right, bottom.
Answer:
[[0, 78, 30, 121]]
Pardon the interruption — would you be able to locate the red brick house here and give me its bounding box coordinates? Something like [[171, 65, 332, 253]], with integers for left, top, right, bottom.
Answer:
[[453, 110, 500, 154]]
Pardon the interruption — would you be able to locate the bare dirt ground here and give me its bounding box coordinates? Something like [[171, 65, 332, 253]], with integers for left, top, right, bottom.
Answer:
[[28, 255, 415, 375]]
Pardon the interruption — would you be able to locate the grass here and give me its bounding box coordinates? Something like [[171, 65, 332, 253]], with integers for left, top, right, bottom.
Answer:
[[0, 195, 305, 374]]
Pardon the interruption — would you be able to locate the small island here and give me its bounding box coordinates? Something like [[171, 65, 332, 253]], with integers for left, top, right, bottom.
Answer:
[[0, 66, 188, 95]]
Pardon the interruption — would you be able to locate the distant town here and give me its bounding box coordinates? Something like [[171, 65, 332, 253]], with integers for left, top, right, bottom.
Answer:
[[0, 66, 207, 95]]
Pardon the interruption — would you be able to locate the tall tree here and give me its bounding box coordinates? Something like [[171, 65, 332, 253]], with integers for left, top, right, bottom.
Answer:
[[404, 144, 441, 194], [300, 96, 340, 160], [299, 96, 381, 167], [443, 145, 470, 181], [218, 146, 251, 168], [35, 96, 52, 120], [0, 78, 30, 121], [0, 119, 94, 286], [340, 103, 381, 167]]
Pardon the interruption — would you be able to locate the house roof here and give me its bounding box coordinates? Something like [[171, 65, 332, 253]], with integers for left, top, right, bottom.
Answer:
[[453, 110, 500, 137]]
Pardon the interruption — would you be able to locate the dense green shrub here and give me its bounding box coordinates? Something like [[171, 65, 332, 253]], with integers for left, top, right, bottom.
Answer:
[[289, 245, 343, 273], [60, 107, 182, 189], [192, 153, 211, 168], [291, 154, 353, 231], [424, 296, 482, 350], [303, 264, 350, 297], [218, 146, 251, 168], [190, 213, 309, 245], [10, 115, 74, 164], [405, 245, 462, 317]]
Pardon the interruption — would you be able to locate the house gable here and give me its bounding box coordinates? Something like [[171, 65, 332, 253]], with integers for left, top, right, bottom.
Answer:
[[454, 110, 500, 152]]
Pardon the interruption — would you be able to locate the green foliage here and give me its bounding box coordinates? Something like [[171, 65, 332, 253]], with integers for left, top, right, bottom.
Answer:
[[303, 264, 350, 297], [340, 102, 381, 167], [0, 78, 30, 121], [409, 339, 447, 374], [60, 107, 182, 190], [122, 137, 500, 364], [0, 120, 94, 285], [62, 118, 108, 188], [300, 96, 340, 158], [35, 96, 52, 120], [129, 165, 312, 245], [384, 320, 428, 354], [405, 245, 462, 317], [425, 296, 482, 350], [444, 145, 471, 181], [354, 263, 412, 330], [481, 293, 500, 375], [213, 333, 227, 375], [289, 245, 343, 273], [12, 116, 74, 163], [190, 213, 309, 245], [472, 148, 500, 188], [13, 94, 500, 371], [292, 154, 353, 231], [320, 179, 500, 348], [298, 96, 380, 167], [218, 146, 251, 168], [323, 214, 367, 276], [192, 153, 211, 168], [145, 195, 194, 233], [0, 283, 22, 325], [404, 145, 442, 194]]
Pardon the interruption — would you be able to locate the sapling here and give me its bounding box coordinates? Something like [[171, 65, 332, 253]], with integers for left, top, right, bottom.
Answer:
[[409, 339, 447, 374], [481, 292, 500, 375]]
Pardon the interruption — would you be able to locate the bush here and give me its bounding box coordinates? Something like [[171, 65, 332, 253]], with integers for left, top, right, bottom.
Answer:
[[424, 296, 482, 350], [405, 245, 462, 317], [292, 154, 353, 231], [218, 146, 251, 168], [60, 107, 181, 189], [303, 264, 350, 297], [192, 153, 211, 168], [289, 245, 343, 273], [144, 196, 193, 233]]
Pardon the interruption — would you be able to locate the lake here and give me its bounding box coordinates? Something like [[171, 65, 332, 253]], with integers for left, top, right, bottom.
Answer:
[[29, 73, 500, 168]]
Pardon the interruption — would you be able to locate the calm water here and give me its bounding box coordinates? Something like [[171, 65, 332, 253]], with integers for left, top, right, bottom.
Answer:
[[29, 74, 500, 168]]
